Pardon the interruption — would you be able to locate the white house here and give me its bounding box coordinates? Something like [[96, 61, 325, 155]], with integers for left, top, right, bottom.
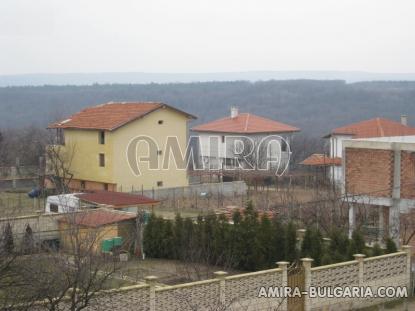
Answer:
[[191, 107, 300, 173]]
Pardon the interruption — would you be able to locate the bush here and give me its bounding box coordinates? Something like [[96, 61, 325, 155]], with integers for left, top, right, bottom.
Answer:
[[385, 238, 397, 254]]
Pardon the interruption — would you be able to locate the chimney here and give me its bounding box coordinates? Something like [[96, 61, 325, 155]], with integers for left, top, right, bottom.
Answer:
[[401, 115, 408, 126], [230, 107, 239, 119]]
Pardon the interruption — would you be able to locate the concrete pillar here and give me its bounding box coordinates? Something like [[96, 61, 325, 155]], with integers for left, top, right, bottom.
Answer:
[[301, 258, 314, 311], [378, 206, 384, 244], [11, 166, 17, 189], [348, 205, 355, 239], [214, 271, 228, 306], [390, 146, 401, 246], [353, 254, 366, 286], [145, 275, 158, 311], [277, 261, 289, 311]]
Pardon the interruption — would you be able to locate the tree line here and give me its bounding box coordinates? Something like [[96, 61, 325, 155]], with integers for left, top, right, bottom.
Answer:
[[1, 80, 415, 136], [143, 202, 398, 271]]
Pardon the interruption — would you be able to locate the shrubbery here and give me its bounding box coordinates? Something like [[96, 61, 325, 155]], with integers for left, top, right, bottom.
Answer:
[[143, 202, 398, 271]]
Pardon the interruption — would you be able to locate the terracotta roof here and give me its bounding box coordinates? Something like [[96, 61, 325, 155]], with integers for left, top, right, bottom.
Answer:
[[58, 209, 136, 228], [48, 102, 196, 131], [191, 113, 299, 134], [326, 118, 415, 139], [76, 191, 159, 208], [300, 154, 342, 166]]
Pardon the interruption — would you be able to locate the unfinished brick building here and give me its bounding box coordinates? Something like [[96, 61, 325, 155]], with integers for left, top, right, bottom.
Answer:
[[343, 137, 415, 247]]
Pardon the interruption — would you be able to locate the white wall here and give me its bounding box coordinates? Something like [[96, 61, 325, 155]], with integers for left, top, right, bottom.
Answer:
[[196, 132, 291, 169], [329, 134, 353, 157], [359, 135, 415, 143]]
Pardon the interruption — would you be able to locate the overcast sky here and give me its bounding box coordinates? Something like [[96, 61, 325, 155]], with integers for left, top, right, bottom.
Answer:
[[0, 0, 414, 75]]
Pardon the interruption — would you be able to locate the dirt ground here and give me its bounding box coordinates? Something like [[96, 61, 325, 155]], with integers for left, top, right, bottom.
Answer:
[[114, 258, 241, 286], [0, 185, 321, 219]]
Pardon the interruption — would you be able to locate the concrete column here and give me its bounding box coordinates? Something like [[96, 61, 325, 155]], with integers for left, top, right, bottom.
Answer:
[[214, 271, 228, 306], [390, 146, 401, 246], [301, 258, 314, 311], [11, 166, 17, 189], [378, 206, 384, 244], [348, 205, 355, 239], [145, 275, 158, 311], [353, 254, 366, 286], [277, 261, 289, 311]]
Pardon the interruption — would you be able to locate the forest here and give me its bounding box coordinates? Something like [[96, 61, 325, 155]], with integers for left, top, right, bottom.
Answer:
[[1, 80, 415, 137]]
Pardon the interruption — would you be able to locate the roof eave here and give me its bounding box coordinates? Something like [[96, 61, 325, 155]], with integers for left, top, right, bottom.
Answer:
[[191, 128, 300, 134]]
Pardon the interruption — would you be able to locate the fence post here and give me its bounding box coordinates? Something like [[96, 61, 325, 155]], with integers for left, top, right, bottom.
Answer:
[[277, 261, 289, 311], [401, 245, 412, 289], [145, 275, 158, 311], [214, 271, 228, 306], [353, 254, 366, 286], [301, 258, 313, 311]]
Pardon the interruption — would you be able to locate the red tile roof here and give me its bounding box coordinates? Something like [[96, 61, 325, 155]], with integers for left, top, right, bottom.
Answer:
[[191, 113, 299, 134], [300, 154, 342, 166], [326, 118, 415, 139], [76, 191, 159, 208], [48, 102, 196, 131], [58, 209, 136, 228]]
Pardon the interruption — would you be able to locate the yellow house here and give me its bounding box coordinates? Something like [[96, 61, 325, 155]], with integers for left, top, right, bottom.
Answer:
[[47, 102, 196, 192]]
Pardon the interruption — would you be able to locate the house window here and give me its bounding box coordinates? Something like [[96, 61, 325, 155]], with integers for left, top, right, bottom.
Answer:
[[50, 204, 59, 213], [157, 181, 163, 187], [221, 136, 225, 143], [281, 140, 288, 152], [80, 180, 86, 190], [99, 131, 105, 144], [104, 183, 108, 191], [99, 153, 105, 167], [56, 129, 65, 145], [158, 120, 164, 124], [225, 158, 233, 166]]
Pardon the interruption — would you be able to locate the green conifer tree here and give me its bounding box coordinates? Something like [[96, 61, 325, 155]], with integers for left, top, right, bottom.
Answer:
[[385, 238, 397, 254]]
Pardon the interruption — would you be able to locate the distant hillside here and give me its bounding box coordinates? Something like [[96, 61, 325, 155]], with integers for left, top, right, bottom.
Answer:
[[1, 80, 415, 136], [2, 71, 415, 87]]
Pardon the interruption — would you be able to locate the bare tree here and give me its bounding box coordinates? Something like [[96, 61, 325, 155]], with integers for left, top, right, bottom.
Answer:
[[45, 142, 76, 194]]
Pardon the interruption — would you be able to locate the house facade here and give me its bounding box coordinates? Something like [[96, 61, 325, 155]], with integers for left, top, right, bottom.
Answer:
[[343, 136, 415, 247], [302, 116, 415, 185], [191, 107, 299, 173], [47, 102, 195, 192]]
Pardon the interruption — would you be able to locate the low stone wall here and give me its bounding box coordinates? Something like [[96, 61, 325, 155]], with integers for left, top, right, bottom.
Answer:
[[309, 250, 411, 310], [79, 266, 287, 311], [79, 249, 411, 311]]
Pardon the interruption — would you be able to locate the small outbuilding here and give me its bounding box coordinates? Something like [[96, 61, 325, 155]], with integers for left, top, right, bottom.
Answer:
[[76, 191, 160, 213], [58, 208, 137, 254]]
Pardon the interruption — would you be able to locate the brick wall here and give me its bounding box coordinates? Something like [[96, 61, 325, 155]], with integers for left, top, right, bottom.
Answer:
[[345, 148, 415, 199], [345, 148, 394, 197], [401, 151, 415, 199]]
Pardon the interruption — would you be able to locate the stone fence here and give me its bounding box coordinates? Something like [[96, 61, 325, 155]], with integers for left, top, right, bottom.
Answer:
[[132, 181, 248, 200], [0, 213, 60, 245], [79, 247, 411, 311]]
